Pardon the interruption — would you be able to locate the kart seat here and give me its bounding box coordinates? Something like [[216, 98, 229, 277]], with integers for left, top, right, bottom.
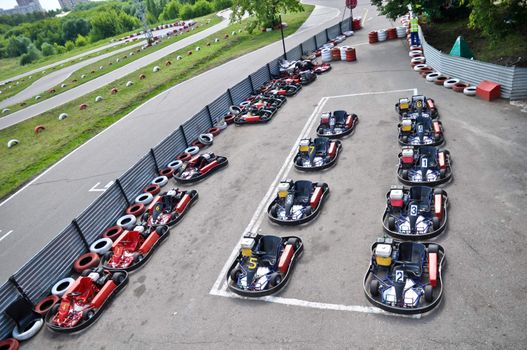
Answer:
[[294, 180, 313, 204], [333, 110, 348, 124], [415, 115, 432, 131], [392, 242, 426, 277], [256, 235, 283, 266], [314, 138, 329, 154], [5, 298, 42, 332], [418, 147, 438, 167], [409, 187, 433, 209]]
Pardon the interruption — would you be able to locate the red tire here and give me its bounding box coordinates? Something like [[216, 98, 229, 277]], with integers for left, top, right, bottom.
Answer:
[[159, 167, 175, 178], [126, 203, 146, 216], [224, 114, 235, 125], [72, 252, 101, 273], [102, 225, 124, 241], [435, 77, 448, 85], [144, 183, 161, 195], [191, 140, 206, 149], [0, 339, 19, 350], [207, 127, 221, 136], [176, 153, 192, 162], [34, 295, 60, 316], [453, 83, 468, 92], [34, 125, 45, 134]]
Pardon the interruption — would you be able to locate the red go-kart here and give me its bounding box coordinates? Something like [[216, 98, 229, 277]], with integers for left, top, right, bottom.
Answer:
[[142, 188, 199, 226]]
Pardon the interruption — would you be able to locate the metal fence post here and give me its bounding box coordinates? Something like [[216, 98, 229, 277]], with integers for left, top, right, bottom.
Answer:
[[248, 75, 255, 93], [300, 43, 304, 55], [180, 125, 188, 146], [325, 28, 329, 42], [150, 149, 160, 172], [266, 63, 272, 78], [115, 179, 131, 206], [8, 277, 32, 305], [205, 105, 214, 126], [72, 219, 90, 249], [227, 89, 234, 105]]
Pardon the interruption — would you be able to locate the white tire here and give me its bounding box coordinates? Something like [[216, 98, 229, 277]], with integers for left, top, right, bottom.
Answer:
[[61, 84, 67, 88], [151, 175, 168, 186], [443, 78, 460, 88], [167, 160, 183, 170], [89, 238, 113, 254], [343, 30, 354, 37], [12, 318, 43, 341], [135, 192, 154, 205], [7, 139, 19, 148], [58, 113, 68, 120], [198, 133, 214, 145], [2, 108, 10, 114], [411, 56, 425, 63], [176, 55, 182, 60], [414, 64, 428, 71], [426, 73, 441, 82], [116, 214, 137, 230], [184, 146, 200, 155], [95, 96, 103, 102], [81, 74, 86, 78], [215, 119, 228, 130], [463, 86, 477, 96], [35, 95, 41, 100], [409, 50, 423, 57], [153, 66, 160, 72], [126, 81, 133, 87], [51, 277, 75, 297]]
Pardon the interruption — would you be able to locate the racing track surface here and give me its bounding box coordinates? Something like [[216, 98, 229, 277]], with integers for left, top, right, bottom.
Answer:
[[20, 2, 527, 349], [0, 11, 232, 131]]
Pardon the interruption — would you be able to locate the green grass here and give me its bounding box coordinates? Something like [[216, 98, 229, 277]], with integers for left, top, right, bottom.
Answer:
[[0, 5, 314, 199], [0, 13, 222, 113], [422, 19, 527, 67]]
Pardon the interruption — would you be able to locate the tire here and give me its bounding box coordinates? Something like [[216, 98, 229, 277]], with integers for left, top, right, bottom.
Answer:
[[89, 238, 113, 255], [229, 105, 241, 115], [167, 160, 183, 170], [229, 267, 242, 283], [176, 153, 192, 162], [132, 253, 144, 263], [144, 184, 161, 196], [207, 127, 221, 136], [51, 278, 75, 297], [155, 225, 169, 236], [135, 192, 154, 205], [151, 176, 168, 187], [388, 216, 396, 231], [159, 167, 175, 178], [184, 146, 200, 155], [440, 169, 446, 178], [370, 279, 380, 296], [268, 273, 282, 288], [286, 237, 300, 248], [435, 77, 448, 86], [463, 86, 476, 96], [82, 309, 96, 321], [198, 133, 214, 145], [433, 188, 444, 196], [112, 272, 126, 284], [116, 214, 137, 230], [102, 226, 124, 241], [424, 285, 434, 302], [401, 135, 408, 143], [12, 318, 43, 341], [34, 295, 60, 316], [428, 244, 439, 254], [443, 78, 460, 88], [453, 83, 468, 92], [402, 169, 409, 180], [125, 203, 146, 217], [433, 216, 440, 230], [73, 252, 101, 273], [426, 73, 440, 82], [0, 338, 19, 350]]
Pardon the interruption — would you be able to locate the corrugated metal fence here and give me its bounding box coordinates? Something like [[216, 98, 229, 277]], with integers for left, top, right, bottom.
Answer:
[[0, 17, 352, 338], [420, 29, 527, 100]]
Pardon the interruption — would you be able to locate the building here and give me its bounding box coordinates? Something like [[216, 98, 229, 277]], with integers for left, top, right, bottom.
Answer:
[[57, 0, 90, 10], [0, 0, 43, 15]]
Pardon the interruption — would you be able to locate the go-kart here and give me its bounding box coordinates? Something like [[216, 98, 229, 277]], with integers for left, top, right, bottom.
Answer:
[[279, 59, 318, 85], [363, 237, 445, 314], [142, 188, 199, 226], [173, 153, 228, 183], [395, 95, 439, 120], [102, 225, 169, 271], [316, 110, 359, 138], [227, 233, 303, 297], [45, 268, 128, 332], [231, 96, 280, 125], [398, 114, 444, 146], [398, 146, 452, 186], [383, 186, 448, 240], [258, 79, 301, 97], [267, 180, 329, 225], [294, 137, 342, 171]]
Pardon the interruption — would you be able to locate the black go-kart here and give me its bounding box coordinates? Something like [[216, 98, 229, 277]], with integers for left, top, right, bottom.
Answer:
[[294, 137, 342, 171], [267, 180, 329, 225], [316, 110, 359, 139], [398, 114, 444, 147], [382, 186, 448, 240], [173, 153, 228, 184], [142, 188, 199, 226], [227, 233, 303, 297], [395, 95, 439, 120], [398, 146, 452, 186], [363, 237, 445, 314], [231, 100, 277, 125]]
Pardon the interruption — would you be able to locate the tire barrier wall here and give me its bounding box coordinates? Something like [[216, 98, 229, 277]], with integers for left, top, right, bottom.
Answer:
[[419, 27, 527, 99], [0, 16, 353, 338]]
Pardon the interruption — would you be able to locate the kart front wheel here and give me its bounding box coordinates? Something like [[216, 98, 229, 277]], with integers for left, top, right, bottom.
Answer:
[[82, 309, 96, 321], [112, 272, 126, 284], [268, 273, 282, 288], [401, 170, 409, 180], [287, 237, 300, 249], [432, 217, 440, 230], [388, 216, 396, 231], [230, 267, 242, 283], [370, 279, 380, 296]]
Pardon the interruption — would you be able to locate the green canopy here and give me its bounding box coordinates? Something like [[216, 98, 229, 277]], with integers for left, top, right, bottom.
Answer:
[[449, 36, 475, 59]]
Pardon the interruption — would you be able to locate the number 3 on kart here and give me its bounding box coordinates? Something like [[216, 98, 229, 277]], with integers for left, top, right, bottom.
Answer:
[[247, 257, 257, 269]]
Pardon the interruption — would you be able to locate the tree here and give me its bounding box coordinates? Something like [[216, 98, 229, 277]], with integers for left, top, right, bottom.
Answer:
[[75, 34, 88, 47], [213, 0, 233, 11], [160, 0, 180, 21], [468, 0, 527, 38], [54, 43, 66, 54], [62, 17, 91, 42], [179, 4, 194, 20], [231, 0, 303, 32], [65, 40, 75, 51], [193, 0, 213, 17], [41, 42, 56, 56], [7, 35, 31, 57], [19, 44, 40, 65]]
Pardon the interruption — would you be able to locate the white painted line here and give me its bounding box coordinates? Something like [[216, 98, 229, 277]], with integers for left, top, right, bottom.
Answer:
[[361, 8, 368, 27], [413, 88, 418, 95], [210, 288, 421, 319], [89, 181, 114, 192], [324, 88, 415, 100], [0, 230, 14, 243], [0, 8, 341, 210]]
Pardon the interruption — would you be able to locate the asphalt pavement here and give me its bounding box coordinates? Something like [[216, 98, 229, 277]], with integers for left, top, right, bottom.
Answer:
[[3, 1, 527, 348]]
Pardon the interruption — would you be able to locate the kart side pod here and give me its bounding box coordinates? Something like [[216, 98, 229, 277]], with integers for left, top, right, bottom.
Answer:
[[433, 121, 441, 135], [345, 115, 353, 128], [278, 244, 294, 273], [139, 230, 161, 254], [90, 280, 118, 309], [438, 152, 446, 169], [310, 187, 323, 209], [327, 142, 336, 157], [428, 252, 438, 287], [199, 160, 219, 174], [244, 115, 261, 123], [176, 194, 191, 214], [427, 98, 435, 111], [434, 194, 443, 219]]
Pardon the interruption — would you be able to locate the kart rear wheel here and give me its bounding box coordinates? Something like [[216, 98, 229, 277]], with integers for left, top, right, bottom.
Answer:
[[132, 253, 144, 263], [112, 272, 126, 284], [440, 169, 446, 178], [432, 217, 440, 230], [388, 217, 396, 231], [286, 237, 300, 248], [81, 269, 92, 277], [268, 273, 282, 288], [428, 244, 439, 254], [402, 170, 409, 180], [370, 279, 380, 296], [103, 251, 112, 264], [229, 267, 242, 283], [433, 188, 444, 196], [424, 285, 433, 302], [82, 309, 96, 321], [401, 135, 408, 143]]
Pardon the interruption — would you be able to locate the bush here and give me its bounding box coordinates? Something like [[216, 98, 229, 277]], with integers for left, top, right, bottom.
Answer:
[[54, 43, 66, 54], [19, 44, 40, 65], [75, 34, 88, 47], [179, 4, 194, 20], [41, 42, 56, 56], [160, 0, 180, 21], [65, 40, 75, 51], [7, 35, 31, 57], [192, 0, 213, 17], [213, 0, 232, 11]]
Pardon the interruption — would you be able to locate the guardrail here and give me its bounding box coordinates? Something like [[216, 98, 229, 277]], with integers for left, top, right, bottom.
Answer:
[[0, 18, 352, 339], [420, 28, 527, 100]]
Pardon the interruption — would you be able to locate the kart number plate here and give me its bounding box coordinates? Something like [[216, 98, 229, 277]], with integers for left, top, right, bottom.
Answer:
[[421, 158, 428, 168], [417, 124, 423, 133], [248, 257, 257, 270], [329, 118, 335, 126], [410, 204, 418, 216], [395, 270, 404, 283]]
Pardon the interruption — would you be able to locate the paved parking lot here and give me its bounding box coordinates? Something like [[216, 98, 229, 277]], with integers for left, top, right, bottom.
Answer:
[[21, 6, 527, 350]]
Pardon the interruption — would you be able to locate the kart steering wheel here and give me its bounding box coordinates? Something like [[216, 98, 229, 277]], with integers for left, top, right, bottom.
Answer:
[[68, 291, 82, 297]]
